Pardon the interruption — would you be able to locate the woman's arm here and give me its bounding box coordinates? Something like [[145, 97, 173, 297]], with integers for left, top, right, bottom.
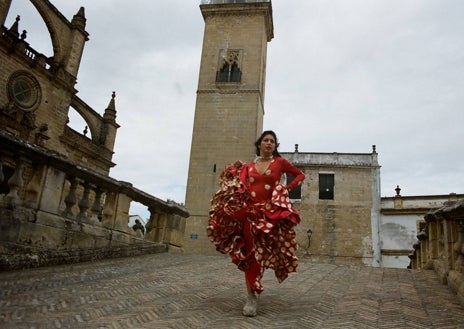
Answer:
[[280, 158, 305, 191]]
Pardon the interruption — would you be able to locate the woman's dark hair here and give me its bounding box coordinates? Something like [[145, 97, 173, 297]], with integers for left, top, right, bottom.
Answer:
[[254, 130, 281, 157]]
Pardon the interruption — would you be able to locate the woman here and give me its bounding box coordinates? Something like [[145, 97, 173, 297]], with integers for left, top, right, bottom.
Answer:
[[207, 130, 305, 317]]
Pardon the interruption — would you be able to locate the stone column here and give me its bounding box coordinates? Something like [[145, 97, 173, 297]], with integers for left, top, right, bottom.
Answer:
[[4, 157, 25, 208]]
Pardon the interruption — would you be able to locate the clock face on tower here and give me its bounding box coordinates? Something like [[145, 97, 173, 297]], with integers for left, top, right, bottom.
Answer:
[[7, 71, 42, 112]]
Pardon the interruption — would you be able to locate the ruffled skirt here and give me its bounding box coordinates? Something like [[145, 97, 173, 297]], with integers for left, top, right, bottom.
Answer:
[[206, 161, 300, 293]]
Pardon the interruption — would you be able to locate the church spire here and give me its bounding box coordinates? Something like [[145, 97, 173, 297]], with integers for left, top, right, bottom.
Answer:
[[103, 91, 117, 123], [100, 91, 119, 152], [8, 14, 20, 38], [71, 7, 86, 31]]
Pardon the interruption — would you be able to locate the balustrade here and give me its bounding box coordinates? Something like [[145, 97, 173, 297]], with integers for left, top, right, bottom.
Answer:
[[76, 181, 91, 221], [2, 26, 51, 70], [409, 200, 464, 304], [0, 131, 189, 269], [3, 157, 25, 208], [91, 187, 104, 221], [201, 0, 270, 4], [63, 176, 78, 217]]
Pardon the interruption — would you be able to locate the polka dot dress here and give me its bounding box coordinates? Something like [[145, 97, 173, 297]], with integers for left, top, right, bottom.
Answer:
[[207, 159, 305, 293]]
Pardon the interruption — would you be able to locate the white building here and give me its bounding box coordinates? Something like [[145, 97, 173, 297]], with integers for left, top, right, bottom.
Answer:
[[380, 188, 463, 268]]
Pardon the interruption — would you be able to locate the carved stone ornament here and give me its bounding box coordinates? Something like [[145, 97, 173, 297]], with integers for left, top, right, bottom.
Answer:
[[7, 71, 42, 112]]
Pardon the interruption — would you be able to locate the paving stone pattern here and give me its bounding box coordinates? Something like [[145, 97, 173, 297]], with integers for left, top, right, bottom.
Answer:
[[1, 253, 463, 329]]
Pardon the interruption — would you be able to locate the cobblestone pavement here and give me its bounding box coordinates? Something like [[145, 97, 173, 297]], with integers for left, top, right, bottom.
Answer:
[[1, 253, 463, 329]]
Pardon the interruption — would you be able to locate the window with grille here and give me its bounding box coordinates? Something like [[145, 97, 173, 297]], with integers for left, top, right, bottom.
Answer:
[[319, 173, 334, 200]]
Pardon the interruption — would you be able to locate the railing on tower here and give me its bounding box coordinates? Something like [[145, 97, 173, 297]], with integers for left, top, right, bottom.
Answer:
[[201, 0, 270, 4]]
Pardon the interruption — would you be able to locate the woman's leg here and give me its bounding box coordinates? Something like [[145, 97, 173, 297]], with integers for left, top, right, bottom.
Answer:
[[242, 220, 259, 316], [242, 275, 258, 316]]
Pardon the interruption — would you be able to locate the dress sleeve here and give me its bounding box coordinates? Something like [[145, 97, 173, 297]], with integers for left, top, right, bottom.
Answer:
[[280, 158, 305, 191]]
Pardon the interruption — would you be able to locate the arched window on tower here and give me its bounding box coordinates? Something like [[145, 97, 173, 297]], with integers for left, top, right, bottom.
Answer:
[[216, 49, 241, 83]]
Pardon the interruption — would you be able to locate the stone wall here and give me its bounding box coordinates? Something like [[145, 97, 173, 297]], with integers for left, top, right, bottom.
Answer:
[[287, 150, 380, 266]]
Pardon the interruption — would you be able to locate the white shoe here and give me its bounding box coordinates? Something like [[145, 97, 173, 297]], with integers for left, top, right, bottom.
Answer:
[[242, 293, 258, 317]]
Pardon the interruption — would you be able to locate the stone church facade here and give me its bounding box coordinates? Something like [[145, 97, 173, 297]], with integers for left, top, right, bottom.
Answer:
[[0, 0, 188, 270]]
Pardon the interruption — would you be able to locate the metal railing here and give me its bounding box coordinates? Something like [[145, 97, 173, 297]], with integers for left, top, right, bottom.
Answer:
[[201, 0, 270, 4]]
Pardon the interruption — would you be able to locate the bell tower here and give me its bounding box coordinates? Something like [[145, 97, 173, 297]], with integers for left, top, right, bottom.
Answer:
[[183, 0, 274, 253]]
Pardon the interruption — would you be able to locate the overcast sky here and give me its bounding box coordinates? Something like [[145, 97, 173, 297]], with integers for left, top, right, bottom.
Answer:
[[6, 1, 464, 218]]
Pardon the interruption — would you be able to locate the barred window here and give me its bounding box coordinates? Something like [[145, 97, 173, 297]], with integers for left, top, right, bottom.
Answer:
[[319, 173, 334, 200]]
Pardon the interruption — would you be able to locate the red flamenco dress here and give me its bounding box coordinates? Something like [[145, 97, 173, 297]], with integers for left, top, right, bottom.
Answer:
[[207, 157, 305, 294]]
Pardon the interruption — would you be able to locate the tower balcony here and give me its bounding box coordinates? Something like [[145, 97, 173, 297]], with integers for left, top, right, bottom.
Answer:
[[201, 0, 270, 4]]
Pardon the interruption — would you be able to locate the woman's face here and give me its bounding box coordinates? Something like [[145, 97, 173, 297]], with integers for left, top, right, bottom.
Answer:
[[259, 134, 276, 156]]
